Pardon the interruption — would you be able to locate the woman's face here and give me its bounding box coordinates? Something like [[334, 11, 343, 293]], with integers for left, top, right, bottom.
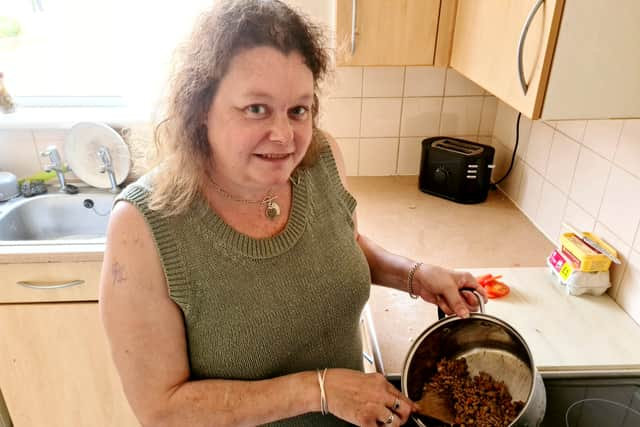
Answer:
[[205, 46, 315, 194]]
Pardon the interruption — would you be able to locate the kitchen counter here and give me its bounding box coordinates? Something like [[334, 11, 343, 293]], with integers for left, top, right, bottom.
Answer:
[[369, 267, 640, 376], [0, 243, 104, 264], [348, 176, 555, 269]]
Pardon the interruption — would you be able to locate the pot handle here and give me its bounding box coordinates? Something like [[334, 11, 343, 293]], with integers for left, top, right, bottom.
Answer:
[[437, 287, 485, 320]]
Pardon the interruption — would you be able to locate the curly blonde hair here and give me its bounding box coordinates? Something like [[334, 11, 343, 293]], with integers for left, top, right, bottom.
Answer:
[[146, 0, 330, 216]]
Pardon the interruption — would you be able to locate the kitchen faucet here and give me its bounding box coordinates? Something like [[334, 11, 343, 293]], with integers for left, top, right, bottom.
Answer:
[[41, 146, 69, 192], [97, 146, 119, 193]]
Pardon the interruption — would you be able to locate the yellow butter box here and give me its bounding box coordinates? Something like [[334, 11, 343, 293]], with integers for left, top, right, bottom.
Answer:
[[560, 232, 616, 272]]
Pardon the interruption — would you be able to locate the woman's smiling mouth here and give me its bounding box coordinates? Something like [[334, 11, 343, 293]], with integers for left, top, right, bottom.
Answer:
[[256, 153, 292, 160]]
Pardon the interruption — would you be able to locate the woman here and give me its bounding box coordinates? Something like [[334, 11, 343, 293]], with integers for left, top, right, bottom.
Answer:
[[99, 1, 486, 426]]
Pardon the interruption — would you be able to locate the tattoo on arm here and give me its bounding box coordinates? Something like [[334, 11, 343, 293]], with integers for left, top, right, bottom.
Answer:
[[111, 262, 127, 286]]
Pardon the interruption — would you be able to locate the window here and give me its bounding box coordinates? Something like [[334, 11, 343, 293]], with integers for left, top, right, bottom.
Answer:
[[0, 0, 213, 109]]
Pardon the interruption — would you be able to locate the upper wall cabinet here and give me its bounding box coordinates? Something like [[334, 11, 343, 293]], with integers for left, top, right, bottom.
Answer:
[[450, 0, 640, 120], [336, 0, 457, 67]]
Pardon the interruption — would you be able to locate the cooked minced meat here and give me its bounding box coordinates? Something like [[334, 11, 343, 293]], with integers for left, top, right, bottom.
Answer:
[[421, 357, 524, 427]]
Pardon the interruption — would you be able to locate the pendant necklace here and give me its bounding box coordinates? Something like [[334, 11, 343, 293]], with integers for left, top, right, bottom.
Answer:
[[207, 177, 281, 220]]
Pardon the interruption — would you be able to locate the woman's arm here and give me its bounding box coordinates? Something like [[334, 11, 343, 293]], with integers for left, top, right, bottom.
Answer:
[[323, 133, 487, 318], [99, 201, 414, 427], [99, 202, 320, 427]]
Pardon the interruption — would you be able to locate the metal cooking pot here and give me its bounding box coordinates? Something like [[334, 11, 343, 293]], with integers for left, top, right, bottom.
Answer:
[[401, 292, 546, 426]]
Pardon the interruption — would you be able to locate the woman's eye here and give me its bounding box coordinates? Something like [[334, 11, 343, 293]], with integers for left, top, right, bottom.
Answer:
[[246, 105, 267, 115], [289, 106, 309, 119]]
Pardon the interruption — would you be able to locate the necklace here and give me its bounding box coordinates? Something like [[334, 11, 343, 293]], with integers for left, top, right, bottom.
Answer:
[[207, 177, 281, 220]]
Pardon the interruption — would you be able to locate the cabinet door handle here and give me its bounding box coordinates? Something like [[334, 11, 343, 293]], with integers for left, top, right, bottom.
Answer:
[[16, 280, 84, 290], [517, 0, 545, 94], [351, 0, 357, 55]]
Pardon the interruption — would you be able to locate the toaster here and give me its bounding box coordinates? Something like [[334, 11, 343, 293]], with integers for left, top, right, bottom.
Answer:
[[419, 137, 495, 204]]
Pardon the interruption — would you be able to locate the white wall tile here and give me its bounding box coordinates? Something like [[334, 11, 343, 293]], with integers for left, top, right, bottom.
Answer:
[[536, 181, 567, 242], [444, 69, 484, 96], [593, 222, 631, 297], [583, 120, 624, 161], [362, 67, 404, 98], [360, 98, 402, 137], [321, 98, 361, 138], [478, 136, 492, 145], [0, 131, 39, 178], [440, 97, 483, 136], [490, 139, 512, 182], [328, 67, 363, 98], [554, 120, 587, 142], [599, 166, 640, 246], [616, 249, 640, 324], [493, 100, 518, 146], [397, 137, 423, 175], [526, 121, 554, 175], [335, 138, 359, 176], [563, 200, 596, 233], [635, 220, 640, 254], [479, 96, 498, 136], [545, 131, 580, 194], [33, 130, 68, 168], [458, 135, 479, 143], [493, 101, 532, 158], [358, 138, 398, 176], [403, 67, 445, 97], [499, 155, 525, 204], [400, 97, 442, 137], [569, 147, 611, 217], [614, 119, 640, 179], [518, 164, 544, 221]]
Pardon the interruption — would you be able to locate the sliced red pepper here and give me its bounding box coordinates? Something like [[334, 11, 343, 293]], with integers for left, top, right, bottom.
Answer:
[[477, 274, 502, 286], [484, 281, 510, 299], [476, 274, 493, 284], [476, 274, 509, 298]]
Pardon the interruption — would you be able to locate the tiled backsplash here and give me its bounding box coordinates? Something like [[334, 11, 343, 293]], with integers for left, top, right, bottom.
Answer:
[[491, 101, 640, 324], [0, 130, 70, 179], [319, 67, 497, 176], [0, 67, 496, 180]]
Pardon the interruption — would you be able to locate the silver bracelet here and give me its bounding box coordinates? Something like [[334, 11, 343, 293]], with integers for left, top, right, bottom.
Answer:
[[407, 261, 423, 299], [316, 368, 328, 415]]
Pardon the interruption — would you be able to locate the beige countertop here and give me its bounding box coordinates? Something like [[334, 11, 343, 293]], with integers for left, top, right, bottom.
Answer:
[[0, 243, 104, 264], [369, 267, 640, 376]]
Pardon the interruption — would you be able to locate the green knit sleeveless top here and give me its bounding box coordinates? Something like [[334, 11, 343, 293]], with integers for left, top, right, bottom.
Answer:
[[116, 137, 371, 426]]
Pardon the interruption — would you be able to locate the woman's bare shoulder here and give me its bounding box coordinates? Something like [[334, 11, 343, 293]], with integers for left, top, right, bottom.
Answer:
[[100, 201, 168, 299]]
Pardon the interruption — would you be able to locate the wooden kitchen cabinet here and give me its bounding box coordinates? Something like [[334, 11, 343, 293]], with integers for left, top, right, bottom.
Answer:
[[0, 262, 139, 427], [336, 0, 456, 66], [450, 0, 640, 120]]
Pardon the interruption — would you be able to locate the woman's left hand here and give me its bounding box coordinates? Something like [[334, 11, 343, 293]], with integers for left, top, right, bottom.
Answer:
[[410, 264, 488, 318]]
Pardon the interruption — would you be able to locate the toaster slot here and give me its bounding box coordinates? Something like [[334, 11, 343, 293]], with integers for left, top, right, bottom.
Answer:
[[433, 139, 484, 156]]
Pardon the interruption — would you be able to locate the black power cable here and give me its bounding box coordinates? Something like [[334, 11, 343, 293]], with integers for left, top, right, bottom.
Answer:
[[491, 111, 522, 189]]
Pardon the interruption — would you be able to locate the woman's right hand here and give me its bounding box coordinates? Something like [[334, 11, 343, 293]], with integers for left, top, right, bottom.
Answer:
[[323, 369, 416, 426]]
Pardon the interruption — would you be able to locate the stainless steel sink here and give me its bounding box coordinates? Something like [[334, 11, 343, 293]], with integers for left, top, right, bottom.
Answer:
[[0, 190, 116, 244]]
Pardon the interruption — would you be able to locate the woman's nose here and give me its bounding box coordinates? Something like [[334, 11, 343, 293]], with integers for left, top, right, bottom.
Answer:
[[269, 113, 293, 144]]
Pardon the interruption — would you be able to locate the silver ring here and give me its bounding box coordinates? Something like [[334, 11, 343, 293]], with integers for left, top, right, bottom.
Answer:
[[392, 397, 400, 410], [384, 413, 394, 424]]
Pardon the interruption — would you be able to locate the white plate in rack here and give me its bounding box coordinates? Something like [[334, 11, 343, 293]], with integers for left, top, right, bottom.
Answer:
[[64, 122, 131, 189]]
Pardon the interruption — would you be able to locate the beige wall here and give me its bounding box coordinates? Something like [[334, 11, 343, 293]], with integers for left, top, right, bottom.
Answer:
[[320, 66, 497, 176], [492, 101, 640, 325]]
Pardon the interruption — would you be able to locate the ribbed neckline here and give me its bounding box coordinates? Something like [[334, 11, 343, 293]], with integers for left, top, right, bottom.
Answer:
[[194, 170, 309, 259]]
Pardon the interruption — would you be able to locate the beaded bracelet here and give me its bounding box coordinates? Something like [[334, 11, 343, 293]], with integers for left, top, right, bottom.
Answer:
[[407, 261, 423, 299], [316, 368, 328, 415]]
